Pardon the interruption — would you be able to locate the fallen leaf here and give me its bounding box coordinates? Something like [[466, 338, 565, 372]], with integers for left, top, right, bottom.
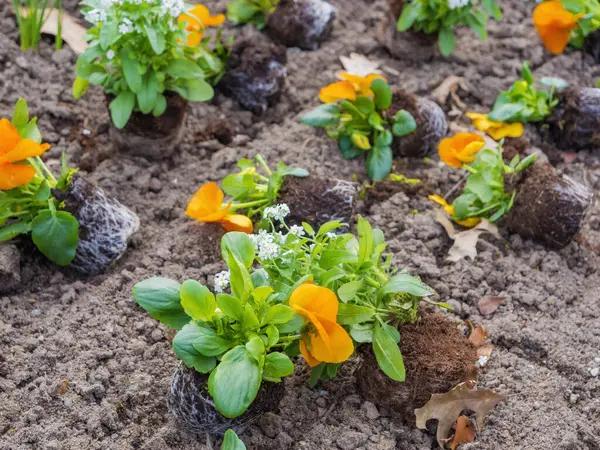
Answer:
[[431, 75, 466, 107], [467, 321, 488, 346], [414, 382, 504, 449], [477, 296, 505, 315], [450, 416, 476, 450], [338, 53, 382, 78], [20, 8, 88, 55]]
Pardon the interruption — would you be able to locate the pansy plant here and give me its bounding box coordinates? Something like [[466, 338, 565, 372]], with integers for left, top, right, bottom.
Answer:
[[73, 0, 227, 128], [301, 75, 416, 181], [430, 132, 537, 226], [397, 0, 502, 56], [226, 0, 278, 28], [0, 99, 79, 266]]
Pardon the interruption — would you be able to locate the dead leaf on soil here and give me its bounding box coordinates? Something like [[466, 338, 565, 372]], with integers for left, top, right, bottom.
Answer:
[[19, 8, 88, 55], [433, 211, 501, 262], [478, 296, 505, 315], [477, 344, 494, 360], [431, 75, 468, 109], [467, 321, 488, 346], [415, 382, 504, 449], [338, 53, 382, 78], [450, 415, 476, 450]]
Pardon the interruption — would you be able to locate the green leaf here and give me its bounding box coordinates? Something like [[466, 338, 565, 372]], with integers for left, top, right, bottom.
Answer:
[[521, 61, 534, 85], [350, 323, 373, 343], [515, 153, 537, 172], [100, 19, 118, 50], [370, 79, 392, 110], [132, 277, 190, 330], [264, 352, 294, 378], [540, 77, 568, 89], [173, 323, 217, 373], [33, 180, 51, 202], [265, 324, 279, 347], [372, 323, 405, 381], [338, 135, 363, 160], [222, 429, 246, 450], [208, 346, 262, 418], [317, 220, 344, 237], [276, 313, 306, 334], [465, 173, 494, 203], [221, 232, 255, 268], [224, 247, 253, 302], [193, 327, 234, 357], [31, 210, 79, 267], [262, 304, 295, 325], [397, 2, 422, 31], [166, 59, 205, 79], [355, 96, 375, 114], [438, 27, 456, 56], [180, 280, 216, 321], [320, 249, 359, 269], [300, 104, 341, 127], [392, 110, 417, 137], [153, 95, 167, 117], [338, 280, 363, 302], [337, 304, 374, 325], [137, 71, 159, 115], [216, 293, 244, 321], [173, 78, 214, 102], [366, 146, 393, 181], [0, 221, 31, 241], [357, 216, 373, 263], [144, 24, 165, 55], [245, 336, 265, 363], [227, 0, 261, 24], [72, 76, 90, 100], [12, 99, 29, 128], [382, 273, 436, 297], [120, 48, 142, 93], [109, 91, 136, 129], [243, 303, 260, 329], [488, 103, 525, 122], [19, 118, 42, 142]]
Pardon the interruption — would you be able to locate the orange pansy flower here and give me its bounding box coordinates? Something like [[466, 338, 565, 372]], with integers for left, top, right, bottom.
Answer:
[[339, 73, 386, 97], [438, 132, 485, 168], [178, 4, 226, 46], [533, 1, 582, 55], [0, 118, 50, 191], [319, 81, 357, 104], [289, 284, 354, 367], [186, 182, 253, 233]]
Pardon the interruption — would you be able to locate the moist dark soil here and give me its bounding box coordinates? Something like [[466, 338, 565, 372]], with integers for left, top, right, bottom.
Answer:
[[266, 0, 336, 51], [107, 92, 188, 159], [356, 310, 479, 425], [584, 29, 600, 63], [277, 175, 358, 228], [547, 87, 600, 151], [168, 364, 285, 437], [360, 172, 434, 210], [385, 89, 448, 158], [505, 163, 594, 249]]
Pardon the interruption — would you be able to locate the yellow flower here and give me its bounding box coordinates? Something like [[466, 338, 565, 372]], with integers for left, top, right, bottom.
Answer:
[[438, 132, 485, 168], [533, 1, 582, 55], [338, 73, 386, 97], [319, 81, 357, 103], [466, 112, 524, 141], [0, 119, 50, 191], [289, 284, 354, 367], [428, 194, 481, 228], [186, 182, 253, 233], [178, 4, 225, 46]]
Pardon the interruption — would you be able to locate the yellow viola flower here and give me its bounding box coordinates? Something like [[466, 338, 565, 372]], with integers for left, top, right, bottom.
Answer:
[[178, 4, 226, 46], [466, 112, 524, 141], [533, 1, 582, 55], [428, 194, 481, 228], [438, 132, 485, 168], [319, 81, 357, 103], [338, 73, 386, 97]]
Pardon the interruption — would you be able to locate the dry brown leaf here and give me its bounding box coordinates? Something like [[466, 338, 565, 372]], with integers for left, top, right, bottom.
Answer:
[[414, 382, 504, 448], [21, 8, 88, 55], [477, 344, 494, 359], [468, 322, 488, 346], [478, 296, 505, 315], [338, 53, 382, 77], [450, 416, 476, 450], [431, 75, 466, 107]]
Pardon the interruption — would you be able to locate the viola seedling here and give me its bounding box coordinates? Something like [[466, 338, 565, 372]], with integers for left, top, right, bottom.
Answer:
[[226, 0, 278, 28]]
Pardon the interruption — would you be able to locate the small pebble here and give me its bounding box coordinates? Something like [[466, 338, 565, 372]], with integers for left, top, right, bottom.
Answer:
[[590, 367, 599, 377]]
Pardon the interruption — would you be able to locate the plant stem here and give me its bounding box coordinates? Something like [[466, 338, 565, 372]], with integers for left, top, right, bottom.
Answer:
[[255, 154, 272, 176], [228, 198, 269, 212]]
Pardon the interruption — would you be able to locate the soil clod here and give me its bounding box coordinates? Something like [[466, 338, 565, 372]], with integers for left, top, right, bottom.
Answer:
[[0, 243, 21, 294]]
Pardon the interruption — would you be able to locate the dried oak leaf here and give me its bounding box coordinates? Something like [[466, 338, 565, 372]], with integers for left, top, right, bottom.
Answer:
[[450, 415, 476, 450], [478, 296, 505, 315], [467, 321, 488, 346], [415, 382, 504, 449], [22, 8, 88, 54], [338, 53, 382, 77]]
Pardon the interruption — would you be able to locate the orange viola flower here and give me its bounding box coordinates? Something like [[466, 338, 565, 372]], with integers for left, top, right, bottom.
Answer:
[[178, 4, 225, 46], [0, 118, 50, 191], [533, 1, 582, 55], [289, 284, 354, 367], [339, 73, 386, 97], [466, 112, 524, 141], [438, 132, 485, 168], [186, 182, 253, 233], [319, 81, 357, 103]]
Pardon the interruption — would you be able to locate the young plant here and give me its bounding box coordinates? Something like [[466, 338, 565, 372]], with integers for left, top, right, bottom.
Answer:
[[186, 155, 308, 233], [301, 75, 416, 181], [73, 1, 227, 128], [226, 0, 278, 28], [396, 0, 502, 56], [249, 209, 442, 384], [0, 99, 79, 266], [12, 0, 63, 52], [430, 132, 537, 226], [222, 429, 246, 450]]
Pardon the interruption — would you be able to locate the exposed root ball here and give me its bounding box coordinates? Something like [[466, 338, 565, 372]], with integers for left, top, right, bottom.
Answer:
[[356, 310, 478, 425], [505, 163, 593, 249], [168, 364, 285, 437], [107, 93, 187, 159], [266, 0, 336, 50], [219, 33, 287, 115], [0, 244, 21, 294], [277, 176, 358, 229], [385, 89, 448, 158], [584, 29, 600, 63], [547, 87, 600, 151], [54, 176, 140, 274]]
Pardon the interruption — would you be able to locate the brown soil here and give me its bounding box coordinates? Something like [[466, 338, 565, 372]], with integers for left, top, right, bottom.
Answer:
[[584, 29, 600, 63], [107, 92, 188, 159], [505, 163, 594, 249], [356, 310, 479, 425], [277, 176, 358, 228], [384, 89, 448, 158], [168, 364, 285, 437]]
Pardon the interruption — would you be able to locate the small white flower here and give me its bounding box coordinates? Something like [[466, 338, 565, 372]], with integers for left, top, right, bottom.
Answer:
[[82, 129, 91, 136], [289, 225, 305, 237], [106, 49, 115, 60], [448, 0, 469, 10], [326, 232, 337, 240], [258, 241, 280, 260], [118, 22, 133, 34], [214, 271, 230, 293], [263, 204, 290, 222], [86, 9, 106, 23], [161, 0, 184, 17], [478, 355, 489, 367]]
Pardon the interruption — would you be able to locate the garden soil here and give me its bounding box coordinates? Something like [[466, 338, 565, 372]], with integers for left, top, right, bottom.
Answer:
[[1, 0, 599, 449]]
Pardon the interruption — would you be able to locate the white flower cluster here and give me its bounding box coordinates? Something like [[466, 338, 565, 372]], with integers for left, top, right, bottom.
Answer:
[[448, 0, 470, 9], [162, 0, 185, 17], [118, 17, 134, 34], [213, 271, 230, 293], [86, 8, 107, 23], [263, 204, 290, 222], [250, 230, 282, 260], [289, 225, 305, 237], [106, 49, 115, 60]]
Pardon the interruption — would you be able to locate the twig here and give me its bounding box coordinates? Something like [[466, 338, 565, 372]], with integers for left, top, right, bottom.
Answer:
[[444, 171, 470, 200]]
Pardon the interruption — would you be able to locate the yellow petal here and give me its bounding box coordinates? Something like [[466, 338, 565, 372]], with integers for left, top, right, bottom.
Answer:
[[221, 214, 253, 233], [299, 339, 321, 367], [289, 284, 339, 322], [454, 217, 481, 228], [319, 81, 357, 104], [308, 316, 354, 364], [487, 122, 524, 140]]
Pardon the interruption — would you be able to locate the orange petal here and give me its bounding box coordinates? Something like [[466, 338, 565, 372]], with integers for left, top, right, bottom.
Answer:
[[455, 217, 481, 228], [221, 214, 253, 233], [533, 1, 579, 54], [428, 194, 449, 208], [289, 284, 339, 322], [319, 81, 357, 104], [308, 317, 354, 364], [186, 30, 203, 46], [178, 12, 201, 31], [438, 137, 462, 168], [0, 163, 36, 190], [539, 26, 572, 55], [299, 339, 321, 368], [186, 182, 231, 222], [0, 119, 21, 155], [0, 140, 50, 164]]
